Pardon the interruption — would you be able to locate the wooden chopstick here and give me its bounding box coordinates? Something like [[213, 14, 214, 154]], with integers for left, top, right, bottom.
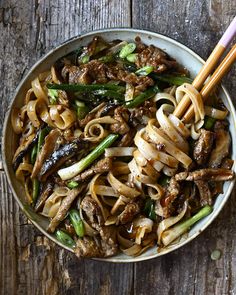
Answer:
[[182, 44, 236, 123], [173, 16, 236, 118]]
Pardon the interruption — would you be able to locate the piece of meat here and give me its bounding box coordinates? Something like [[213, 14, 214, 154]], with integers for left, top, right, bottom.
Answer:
[[221, 158, 234, 170], [209, 127, 231, 168], [80, 195, 104, 230], [31, 129, 61, 178], [79, 103, 106, 128], [118, 129, 135, 147], [118, 201, 141, 224], [135, 45, 177, 73], [81, 60, 109, 84], [107, 67, 154, 93], [39, 139, 88, 181], [73, 158, 112, 182], [193, 129, 214, 165], [75, 227, 118, 258], [75, 236, 103, 258], [35, 181, 54, 212], [195, 180, 212, 206], [165, 177, 180, 200], [77, 196, 119, 258], [110, 106, 130, 135], [47, 186, 84, 233], [175, 168, 234, 182], [129, 100, 157, 126], [99, 226, 118, 257], [214, 120, 228, 131], [158, 177, 180, 218], [100, 102, 118, 116], [61, 65, 92, 84]]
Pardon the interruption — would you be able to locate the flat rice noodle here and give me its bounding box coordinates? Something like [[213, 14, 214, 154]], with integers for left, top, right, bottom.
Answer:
[[157, 201, 188, 244], [176, 83, 204, 123], [146, 120, 192, 168], [107, 172, 140, 198]]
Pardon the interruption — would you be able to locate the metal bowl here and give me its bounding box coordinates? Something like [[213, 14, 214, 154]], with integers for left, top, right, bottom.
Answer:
[[2, 28, 236, 262]]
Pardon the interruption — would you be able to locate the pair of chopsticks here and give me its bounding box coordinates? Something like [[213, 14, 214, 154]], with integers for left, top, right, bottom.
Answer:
[[173, 16, 236, 123]]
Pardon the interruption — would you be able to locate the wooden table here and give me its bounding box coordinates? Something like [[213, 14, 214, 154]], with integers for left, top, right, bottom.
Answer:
[[0, 1, 235, 294]]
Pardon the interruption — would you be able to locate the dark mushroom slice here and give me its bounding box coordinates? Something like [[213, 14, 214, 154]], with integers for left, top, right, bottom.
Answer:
[[47, 185, 85, 233], [39, 139, 88, 182], [12, 126, 44, 171], [31, 129, 61, 178], [35, 181, 54, 212]]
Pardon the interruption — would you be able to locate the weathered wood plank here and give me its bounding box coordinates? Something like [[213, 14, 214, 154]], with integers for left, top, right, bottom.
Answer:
[[0, 1, 133, 295], [1, 0, 236, 294], [132, 2, 236, 294]]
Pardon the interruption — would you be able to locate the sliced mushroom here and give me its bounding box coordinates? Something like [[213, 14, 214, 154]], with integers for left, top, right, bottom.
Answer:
[[39, 139, 88, 181], [12, 126, 43, 171], [35, 181, 54, 212], [31, 129, 61, 178]]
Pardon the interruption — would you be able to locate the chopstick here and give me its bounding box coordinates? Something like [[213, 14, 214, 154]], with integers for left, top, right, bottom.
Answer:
[[173, 16, 236, 118], [182, 44, 236, 123]]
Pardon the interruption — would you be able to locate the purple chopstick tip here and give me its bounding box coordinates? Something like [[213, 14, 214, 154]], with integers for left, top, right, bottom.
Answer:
[[219, 16, 236, 48]]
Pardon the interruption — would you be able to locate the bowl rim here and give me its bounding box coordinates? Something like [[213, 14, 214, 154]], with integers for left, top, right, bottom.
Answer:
[[2, 27, 236, 263]]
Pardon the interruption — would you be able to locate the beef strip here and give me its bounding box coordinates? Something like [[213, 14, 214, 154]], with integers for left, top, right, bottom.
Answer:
[[158, 177, 180, 218], [221, 158, 234, 170], [118, 129, 136, 147], [99, 226, 118, 256], [118, 200, 142, 224], [80, 195, 104, 230], [31, 129, 61, 178], [129, 100, 157, 126], [78, 196, 118, 257], [75, 236, 103, 258], [175, 168, 234, 182], [193, 129, 214, 165], [61, 65, 92, 84], [110, 106, 130, 135], [73, 158, 112, 182], [47, 186, 85, 233], [195, 180, 212, 206], [39, 139, 88, 181], [79, 103, 106, 128], [135, 45, 177, 73], [75, 229, 118, 258], [35, 181, 54, 212], [209, 123, 231, 168], [107, 67, 154, 93], [80, 60, 109, 84]]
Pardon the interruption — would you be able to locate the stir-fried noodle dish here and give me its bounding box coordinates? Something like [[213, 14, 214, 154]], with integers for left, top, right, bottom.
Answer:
[[11, 36, 234, 258]]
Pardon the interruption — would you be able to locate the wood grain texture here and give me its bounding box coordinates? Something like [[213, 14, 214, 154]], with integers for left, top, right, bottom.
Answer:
[[0, 0, 236, 294]]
